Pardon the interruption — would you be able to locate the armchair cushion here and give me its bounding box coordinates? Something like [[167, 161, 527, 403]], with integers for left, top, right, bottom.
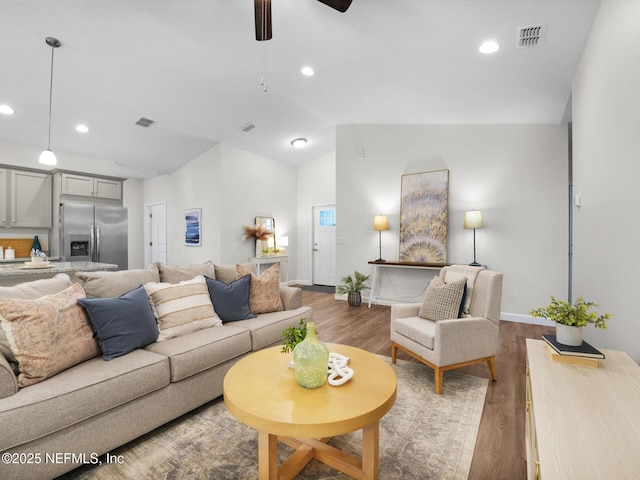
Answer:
[[418, 276, 466, 321], [394, 316, 436, 350]]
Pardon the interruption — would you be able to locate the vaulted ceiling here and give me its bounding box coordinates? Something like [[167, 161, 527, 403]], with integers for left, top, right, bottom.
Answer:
[[0, 0, 600, 179]]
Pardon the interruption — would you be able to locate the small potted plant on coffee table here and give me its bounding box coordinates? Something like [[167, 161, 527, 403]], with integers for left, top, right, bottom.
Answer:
[[530, 295, 610, 346], [281, 318, 312, 354], [336, 270, 370, 307]]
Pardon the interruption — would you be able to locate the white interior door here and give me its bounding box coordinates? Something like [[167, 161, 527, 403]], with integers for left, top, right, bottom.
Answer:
[[313, 205, 337, 286], [147, 203, 167, 264]]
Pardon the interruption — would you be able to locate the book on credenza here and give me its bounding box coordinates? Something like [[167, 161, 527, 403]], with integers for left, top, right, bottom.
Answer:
[[541, 334, 605, 359], [543, 344, 600, 368]]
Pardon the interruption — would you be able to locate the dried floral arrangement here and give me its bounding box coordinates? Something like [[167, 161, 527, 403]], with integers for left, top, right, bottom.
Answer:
[[243, 224, 274, 241]]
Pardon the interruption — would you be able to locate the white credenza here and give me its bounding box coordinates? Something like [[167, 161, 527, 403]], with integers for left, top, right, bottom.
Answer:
[[525, 338, 640, 480], [367, 260, 446, 308], [249, 255, 288, 285]]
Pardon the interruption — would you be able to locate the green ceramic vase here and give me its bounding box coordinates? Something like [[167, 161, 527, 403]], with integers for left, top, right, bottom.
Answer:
[[293, 322, 329, 389]]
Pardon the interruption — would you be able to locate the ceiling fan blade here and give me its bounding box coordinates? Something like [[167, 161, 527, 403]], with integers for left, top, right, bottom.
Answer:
[[254, 0, 273, 41], [317, 0, 353, 13]]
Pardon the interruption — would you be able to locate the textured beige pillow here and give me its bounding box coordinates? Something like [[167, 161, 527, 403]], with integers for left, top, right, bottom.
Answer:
[[236, 263, 284, 314], [418, 276, 467, 322], [144, 275, 221, 341], [0, 273, 73, 371], [0, 283, 100, 387], [158, 261, 216, 284], [77, 264, 160, 298]]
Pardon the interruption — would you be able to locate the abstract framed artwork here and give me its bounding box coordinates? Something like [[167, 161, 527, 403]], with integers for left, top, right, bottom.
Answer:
[[399, 169, 449, 263], [185, 208, 202, 246]]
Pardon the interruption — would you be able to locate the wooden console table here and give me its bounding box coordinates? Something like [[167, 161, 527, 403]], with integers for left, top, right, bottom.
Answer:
[[367, 261, 447, 308], [525, 338, 640, 479]]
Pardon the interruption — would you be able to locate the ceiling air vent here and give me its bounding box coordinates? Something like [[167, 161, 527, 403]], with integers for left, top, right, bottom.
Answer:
[[135, 117, 155, 127], [516, 24, 546, 49], [241, 122, 256, 133]]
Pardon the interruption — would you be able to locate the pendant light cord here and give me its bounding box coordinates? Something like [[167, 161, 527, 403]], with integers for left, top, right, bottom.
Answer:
[[46, 43, 55, 149]]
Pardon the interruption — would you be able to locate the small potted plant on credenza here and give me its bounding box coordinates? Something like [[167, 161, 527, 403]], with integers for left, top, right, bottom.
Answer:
[[530, 295, 610, 346]]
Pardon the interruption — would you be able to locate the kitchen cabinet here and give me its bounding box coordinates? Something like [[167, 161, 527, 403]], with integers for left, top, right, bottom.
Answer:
[[60, 172, 122, 200], [0, 168, 53, 228]]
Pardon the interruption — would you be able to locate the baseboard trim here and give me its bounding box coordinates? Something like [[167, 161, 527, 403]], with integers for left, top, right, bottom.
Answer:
[[338, 297, 556, 326], [500, 313, 554, 327]]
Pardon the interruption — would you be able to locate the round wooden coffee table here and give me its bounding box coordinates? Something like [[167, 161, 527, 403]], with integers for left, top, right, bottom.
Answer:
[[223, 343, 397, 480]]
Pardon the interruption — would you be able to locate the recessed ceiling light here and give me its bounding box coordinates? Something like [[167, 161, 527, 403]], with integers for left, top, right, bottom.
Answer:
[[291, 138, 307, 149], [75, 124, 89, 133], [0, 105, 14, 115], [479, 40, 500, 54], [301, 66, 315, 76]]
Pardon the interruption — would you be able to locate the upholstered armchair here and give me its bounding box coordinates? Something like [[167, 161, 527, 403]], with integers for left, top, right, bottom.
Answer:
[[390, 266, 503, 394]]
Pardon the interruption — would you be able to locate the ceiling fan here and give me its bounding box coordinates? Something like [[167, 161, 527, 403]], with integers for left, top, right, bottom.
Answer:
[[254, 0, 353, 41]]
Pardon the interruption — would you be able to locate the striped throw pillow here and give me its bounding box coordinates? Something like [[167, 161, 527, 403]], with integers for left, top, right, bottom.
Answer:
[[144, 275, 221, 341]]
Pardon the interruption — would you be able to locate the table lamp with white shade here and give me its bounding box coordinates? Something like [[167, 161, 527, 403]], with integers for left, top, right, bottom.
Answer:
[[373, 215, 388, 263], [464, 210, 483, 266]]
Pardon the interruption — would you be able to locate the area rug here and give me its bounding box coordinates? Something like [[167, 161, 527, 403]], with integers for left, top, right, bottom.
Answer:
[[62, 359, 487, 480]]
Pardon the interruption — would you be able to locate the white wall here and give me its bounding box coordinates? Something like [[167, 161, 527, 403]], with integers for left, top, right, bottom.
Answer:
[[142, 144, 298, 273], [143, 145, 222, 266], [296, 152, 336, 284], [572, 0, 640, 362], [335, 124, 569, 317]]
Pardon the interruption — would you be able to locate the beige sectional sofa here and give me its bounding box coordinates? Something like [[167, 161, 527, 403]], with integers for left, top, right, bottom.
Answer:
[[0, 262, 312, 480]]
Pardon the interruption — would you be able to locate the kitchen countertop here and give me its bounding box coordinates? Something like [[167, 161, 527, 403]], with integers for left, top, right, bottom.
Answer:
[[0, 261, 118, 278]]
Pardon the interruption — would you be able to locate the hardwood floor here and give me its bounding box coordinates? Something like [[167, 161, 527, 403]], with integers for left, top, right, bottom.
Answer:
[[300, 289, 554, 480]]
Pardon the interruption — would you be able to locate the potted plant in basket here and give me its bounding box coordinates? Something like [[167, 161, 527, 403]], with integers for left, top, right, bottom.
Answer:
[[336, 270, 371, 307], [530, 295, 610, 346]]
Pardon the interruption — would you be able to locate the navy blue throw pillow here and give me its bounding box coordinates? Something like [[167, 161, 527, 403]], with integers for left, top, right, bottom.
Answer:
[[77, 286, 159, 360], [205, 274, 256, 323]]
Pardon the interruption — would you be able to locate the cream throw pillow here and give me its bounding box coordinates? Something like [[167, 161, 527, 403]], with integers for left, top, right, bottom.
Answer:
[[418, 276, 467, 322], [443, 266, 485, 315], [236, 263, 284, 314], [144, 275, 221, 341], [0, 283, 100, 388]]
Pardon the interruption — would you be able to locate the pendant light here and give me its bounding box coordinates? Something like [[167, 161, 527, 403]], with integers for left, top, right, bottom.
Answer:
[[39, 37, 60, 166]]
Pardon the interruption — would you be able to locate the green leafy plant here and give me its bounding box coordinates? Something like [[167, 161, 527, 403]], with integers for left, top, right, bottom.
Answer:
[[335, 270, 371, 295], [530, 295, 610, 329], [281, 318, 315, 353]]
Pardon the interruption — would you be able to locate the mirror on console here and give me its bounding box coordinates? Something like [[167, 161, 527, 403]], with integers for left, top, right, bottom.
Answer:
[[255, 216, 275, 256]]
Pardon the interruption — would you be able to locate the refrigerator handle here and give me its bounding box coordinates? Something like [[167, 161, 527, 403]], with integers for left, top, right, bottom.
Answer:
[[96, 225, 101, 262], [90, 224, 95, 262]]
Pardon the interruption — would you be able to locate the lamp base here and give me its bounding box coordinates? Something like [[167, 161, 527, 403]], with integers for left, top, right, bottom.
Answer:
[[469, 261, 481, 267], [374, 258, 386, 263]]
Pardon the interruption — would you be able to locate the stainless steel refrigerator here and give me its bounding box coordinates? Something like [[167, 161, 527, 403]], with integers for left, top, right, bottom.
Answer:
[[59, 203, 128, 270]]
